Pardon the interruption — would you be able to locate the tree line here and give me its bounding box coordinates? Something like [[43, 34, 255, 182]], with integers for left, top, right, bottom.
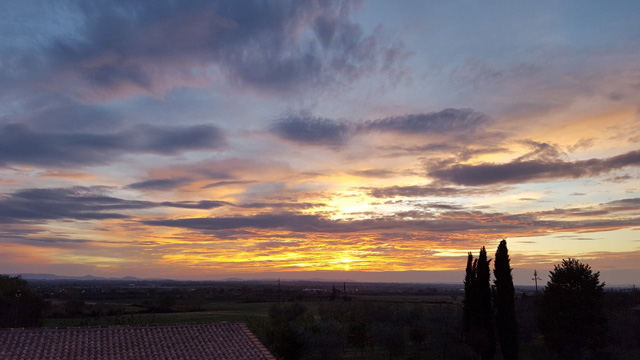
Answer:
[[463, 240, 610, 360], [0, 274, 48, 328]]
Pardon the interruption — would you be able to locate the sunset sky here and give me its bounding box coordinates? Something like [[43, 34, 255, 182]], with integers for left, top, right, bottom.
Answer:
[[1, 1, 639, 285]]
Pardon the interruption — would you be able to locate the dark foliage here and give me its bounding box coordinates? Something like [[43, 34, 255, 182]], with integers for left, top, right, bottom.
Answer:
[[64, 299, 86, 317], [464, 248, 496, 359], [9, 276, 634, 358], [538, 258, 608, 359], [265, 302, 312, 360], [463, 252, 476, 336], [494, 239, 518, 360], [477, 247, 496, 360], [0, 275, 48, 328]]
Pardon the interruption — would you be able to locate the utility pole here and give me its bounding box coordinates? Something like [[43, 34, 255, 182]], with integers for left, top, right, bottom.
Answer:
[[532, 270, 542, 293]]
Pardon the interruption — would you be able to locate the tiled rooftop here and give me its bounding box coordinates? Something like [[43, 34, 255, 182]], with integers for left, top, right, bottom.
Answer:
[[0, 322, 276, 360]]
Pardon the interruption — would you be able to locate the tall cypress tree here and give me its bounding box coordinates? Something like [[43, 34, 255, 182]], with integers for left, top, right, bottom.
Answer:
[[463, 252, 476, 336], [464, 248, 496, 359], [463, 254, 482, 355], [494, 239, 518, 360], [477, 246, 496, 360]]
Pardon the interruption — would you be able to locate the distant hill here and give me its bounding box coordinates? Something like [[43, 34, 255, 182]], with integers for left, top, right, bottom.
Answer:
[[8, 273, 153, 281]]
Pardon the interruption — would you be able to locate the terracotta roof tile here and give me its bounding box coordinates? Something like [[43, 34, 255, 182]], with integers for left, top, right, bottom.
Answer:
[[0, 322, 276, 360]]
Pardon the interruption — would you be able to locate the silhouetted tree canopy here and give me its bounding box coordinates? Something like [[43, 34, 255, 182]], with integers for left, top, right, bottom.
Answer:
[[266, 302, 312, 360], [0, 275, 47, 328], [494, 239, 518, 360], [538, 258, 607, 359], [463, 247, 496, 360]]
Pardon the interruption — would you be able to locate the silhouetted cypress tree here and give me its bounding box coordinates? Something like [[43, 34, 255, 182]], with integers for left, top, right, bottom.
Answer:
[[494, 239, 518, 360], [464, 248, 496, 359], [477, 246, 496, 360], [463, 252, 476, 337]]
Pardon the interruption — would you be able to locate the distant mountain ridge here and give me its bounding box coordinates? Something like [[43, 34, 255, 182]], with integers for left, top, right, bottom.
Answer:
[[8, 273, 357, 283]]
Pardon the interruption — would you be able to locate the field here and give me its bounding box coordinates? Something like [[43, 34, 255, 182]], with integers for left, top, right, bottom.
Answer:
[[44, 300, 272, 327]]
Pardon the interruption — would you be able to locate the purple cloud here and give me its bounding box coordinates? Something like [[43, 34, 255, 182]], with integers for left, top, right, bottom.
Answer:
[[0, 123, 224, 166], [272, 108, 490, 147], [31, 0, 408, 99], [430, 149, 640, 186]]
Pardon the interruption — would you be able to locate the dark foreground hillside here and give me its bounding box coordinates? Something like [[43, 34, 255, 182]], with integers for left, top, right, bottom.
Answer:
[[2, 278, 639, 359]]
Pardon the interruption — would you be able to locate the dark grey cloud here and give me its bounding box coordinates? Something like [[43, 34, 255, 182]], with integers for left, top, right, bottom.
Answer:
[[0, 123, 224, 166], [419, 203, 464, 211], [132, 124, 225, 154], [32, 0, 407, 97], [143, 214, 331, 232], [201, 180, 256, 189], [365, 184, 505, 198], [604, 197, 640, 211], [362, 108, 489, 134], [0, 189, 637, 257], [238, 202, 321, 210], [142, 213, 519, 234], [18, 103, 123, 133], [531, 218, 640, 232], [141, 196, 640, 237], [605, 175, 633, 183], [608, 92, 624, 101], [567, 138, 595, 153], [271, 108, 490, 147], [127, 178, 193, 191], [377, 143, 456, 157], [160, 200, 231, 210], [0, 233, 160, 250], [271, 115, 352, 147], [430, 149, 640, 186], [514, 140, 563, 162], [0, 187, 153, 222], [520, 198, 640, 219], [192, 170, 234, 181], [0, 186, 234, 223]]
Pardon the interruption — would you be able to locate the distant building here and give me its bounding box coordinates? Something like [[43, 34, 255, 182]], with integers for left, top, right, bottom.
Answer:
[[0, 322, 275, 360]]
